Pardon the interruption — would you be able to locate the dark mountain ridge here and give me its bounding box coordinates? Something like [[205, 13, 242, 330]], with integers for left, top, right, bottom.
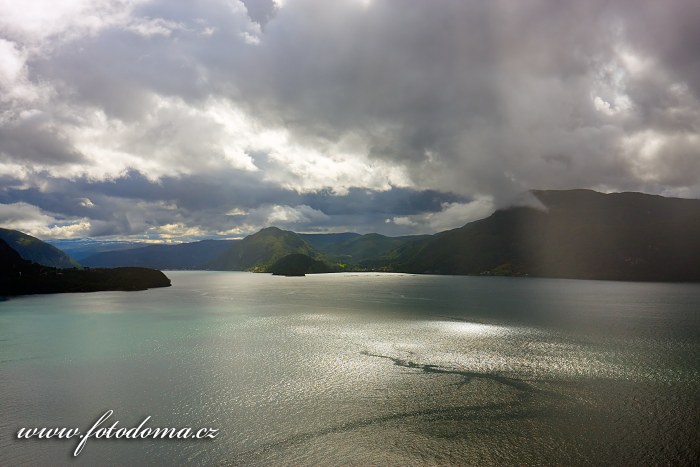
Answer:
[[0, 239, 170, 296], [388, 190, 700, 281], [0, 228, 81, 269]]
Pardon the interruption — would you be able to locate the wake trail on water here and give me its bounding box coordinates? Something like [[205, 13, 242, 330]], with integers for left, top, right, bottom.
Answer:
[[230, 350, 563, 464]]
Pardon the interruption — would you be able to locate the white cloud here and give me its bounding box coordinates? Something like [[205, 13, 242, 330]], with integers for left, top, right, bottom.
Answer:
[[254, 204, 329, 226], [0, 39, 25, 86], [0, 0, 144, 45], [0, 202, 91, 238], [0, 38, 47, 104], [79, 197, 95, 208], [147, 222, 205, 240], [126, 17, 185, 37], [240, 31, 261, 45], [388, 197, 496, 233], [225, 207, 248, 216]]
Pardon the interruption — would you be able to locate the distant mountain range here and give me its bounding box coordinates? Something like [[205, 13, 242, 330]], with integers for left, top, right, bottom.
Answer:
[[47, 238, 147, 261], [77, 229, 428, 272], [5, 190, 700, 281], [82, 240, 237, 269]]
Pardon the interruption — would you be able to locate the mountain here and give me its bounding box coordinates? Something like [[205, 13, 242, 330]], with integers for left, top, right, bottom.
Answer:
[[388, 189, 700, 281], [267, 253, 335, 276], [0, 228, 81, 269], [82, 240, 237, 269], [300, 232, 362, 250], [301, 232, 427, 266], [24, 189, 700, 282], [0, 239, 170, 296], [329, 233, 427, 265], [77, 229, 424, 272], [208, 227, 316, 271], [47, 239, 147, 261]]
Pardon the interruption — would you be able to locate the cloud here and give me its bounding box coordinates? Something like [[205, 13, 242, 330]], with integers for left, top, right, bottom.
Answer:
[[241, 0, 278, 29], [0, 0, 698, 239], [148, 222, 205, 240], [250, 204, 329, 226], [126, 17, 185, 37], [387, 197, 496, 234], [0, 169, 469, 238], [228, 0, 700, 203], [0, 110, 86, 165], [0, 0, 147, 46], [0, 202, 91, 238]]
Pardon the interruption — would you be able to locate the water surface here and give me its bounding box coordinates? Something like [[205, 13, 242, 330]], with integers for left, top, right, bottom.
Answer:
[[1, 272, 698, 465]]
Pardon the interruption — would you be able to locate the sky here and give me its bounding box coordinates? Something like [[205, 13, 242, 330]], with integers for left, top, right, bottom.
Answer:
[[0, 0, 699, 241]]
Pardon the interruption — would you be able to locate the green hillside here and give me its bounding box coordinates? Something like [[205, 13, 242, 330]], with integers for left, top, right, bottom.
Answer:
[[208, 227, 316, 271], [388, 190, 700, 281], [0, 228, 81, 269], [266, 253, 335, 276], [301, 232, 427, 267]]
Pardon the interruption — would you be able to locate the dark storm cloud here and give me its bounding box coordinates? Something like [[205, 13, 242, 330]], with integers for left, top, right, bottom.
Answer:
[[241, 0, 278, 27], [227, 0, 700, 201], [301, 188, 468, 216], [30, 15, 226, 119], [615, 0, 700, 98], [0, 186, 94, 219], [166, 0, 674, 202], [235, 0, 503, 160], [0, 169, 468, 236], [0, 113, 85, 165]]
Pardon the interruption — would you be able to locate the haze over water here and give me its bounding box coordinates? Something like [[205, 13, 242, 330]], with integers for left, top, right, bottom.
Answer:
[[1, 271, 698, 465]]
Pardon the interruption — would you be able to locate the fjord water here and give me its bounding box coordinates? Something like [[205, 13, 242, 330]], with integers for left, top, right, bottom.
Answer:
[[1, 272, 698, 465]]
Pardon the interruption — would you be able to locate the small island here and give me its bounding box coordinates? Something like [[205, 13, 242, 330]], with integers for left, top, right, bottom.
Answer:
[[266, 253, 335, 276]]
